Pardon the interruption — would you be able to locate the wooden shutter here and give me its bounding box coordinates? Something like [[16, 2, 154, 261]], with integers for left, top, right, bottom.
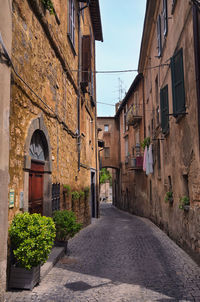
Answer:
[[160, 85, 169, 134], [163, 0, 168, 37], [82, 35, 91, 84], [171, 48, 186, 116], [157, 15, 162, 57]]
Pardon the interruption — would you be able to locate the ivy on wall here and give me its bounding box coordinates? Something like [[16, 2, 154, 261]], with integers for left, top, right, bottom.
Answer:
[[41, 0, 55, 15]]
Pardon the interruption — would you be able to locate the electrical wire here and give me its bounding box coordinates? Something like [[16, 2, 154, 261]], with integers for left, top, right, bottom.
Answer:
[[0, 32, 77, 139]]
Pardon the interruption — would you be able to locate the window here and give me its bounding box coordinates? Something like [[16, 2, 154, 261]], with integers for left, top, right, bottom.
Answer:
[[125, 136, 129, 157], [104, 125, 109, 132], [155, 76, 160, 125], [82, 35, 91, 85], [160, 85, 169, 134], [157, 15, 162, 57], [123, 105, 128, 133], [171, 0, 177, 14], [163, 0, 168, 37], [171, 48, 186, 117], [68, 0, 75, 47], [104, 147, 110, 158]]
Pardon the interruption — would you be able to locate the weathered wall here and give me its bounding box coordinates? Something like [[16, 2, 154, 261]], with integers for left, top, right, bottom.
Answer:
[[0, 0, 12, 297], [97, 117, 120, 169], [8, 0, 99, 227], [116, 77, 149, 217], [140, 0, 200, 262]]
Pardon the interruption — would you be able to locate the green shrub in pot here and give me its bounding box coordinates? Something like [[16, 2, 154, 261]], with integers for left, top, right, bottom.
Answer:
[[53, 210, 82, 242], [9, 212, 56, 270]]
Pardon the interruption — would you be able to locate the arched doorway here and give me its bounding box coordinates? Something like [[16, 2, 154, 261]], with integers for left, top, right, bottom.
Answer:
[[29, 130, 48, 214], [24, 116, 52, 216]]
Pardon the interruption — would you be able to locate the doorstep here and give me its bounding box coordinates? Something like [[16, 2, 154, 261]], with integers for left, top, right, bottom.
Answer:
[[40, 246, 65, 280]]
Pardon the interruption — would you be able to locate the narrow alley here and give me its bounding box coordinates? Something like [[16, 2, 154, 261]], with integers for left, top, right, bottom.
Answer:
[[6, 203, 200, 302]]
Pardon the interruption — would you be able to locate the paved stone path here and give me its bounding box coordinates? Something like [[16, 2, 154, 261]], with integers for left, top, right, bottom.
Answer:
[[5, 203, 200, 302]]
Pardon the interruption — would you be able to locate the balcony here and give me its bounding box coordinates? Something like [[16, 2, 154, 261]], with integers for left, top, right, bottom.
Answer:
[[126, 105, 142, 127], [129, 156, 143, 170]]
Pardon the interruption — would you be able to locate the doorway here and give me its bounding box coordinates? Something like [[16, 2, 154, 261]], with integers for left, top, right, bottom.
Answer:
[[29, 161, 44, 214], [91, 170, 96, 218]]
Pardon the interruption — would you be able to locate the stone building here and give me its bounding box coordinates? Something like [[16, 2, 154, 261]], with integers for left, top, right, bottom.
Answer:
[[0, 0, 102, 292], [0, 0, 12, 299], [138, 0, 200, 263], [97, 116, 120, 205]]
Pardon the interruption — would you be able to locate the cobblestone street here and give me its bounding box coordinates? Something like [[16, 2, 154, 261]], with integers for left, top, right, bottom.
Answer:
[[6, 203, 200, 302]]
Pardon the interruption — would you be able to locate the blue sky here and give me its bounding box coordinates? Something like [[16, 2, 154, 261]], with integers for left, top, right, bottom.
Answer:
[[96, 1, 146, 117]]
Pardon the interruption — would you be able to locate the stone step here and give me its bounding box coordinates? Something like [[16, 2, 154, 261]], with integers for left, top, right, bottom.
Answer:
[[40, 247, 65, 280]]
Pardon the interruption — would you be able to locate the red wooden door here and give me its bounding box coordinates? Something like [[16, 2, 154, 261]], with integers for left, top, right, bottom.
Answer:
[[29, 162, 44, 215]]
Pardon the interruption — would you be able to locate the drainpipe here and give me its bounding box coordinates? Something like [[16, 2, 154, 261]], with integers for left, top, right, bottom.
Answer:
[[142, 75, 146, 138], [77, 1, 91, 172], [77, 6, 81, 172], [193, 3, 200, 151]]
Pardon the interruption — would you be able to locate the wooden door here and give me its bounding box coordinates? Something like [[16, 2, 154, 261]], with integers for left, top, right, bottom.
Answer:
[[29, 161, 44, 215]]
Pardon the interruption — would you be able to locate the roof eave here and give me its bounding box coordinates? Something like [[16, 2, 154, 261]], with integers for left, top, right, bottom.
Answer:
[[89, 0, 103, 42], [138, 0, 156, 72]]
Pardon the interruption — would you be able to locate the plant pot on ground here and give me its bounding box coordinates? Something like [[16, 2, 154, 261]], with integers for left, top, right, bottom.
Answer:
[[9, 212, 56, 290], [53, 210, 82, 254]]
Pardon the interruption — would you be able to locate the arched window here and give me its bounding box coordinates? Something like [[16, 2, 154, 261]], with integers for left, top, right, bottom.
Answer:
[[29, 130, 48, 161]]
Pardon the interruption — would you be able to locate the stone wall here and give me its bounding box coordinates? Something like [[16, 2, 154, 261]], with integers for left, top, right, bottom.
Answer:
[[0, 0, 12, 298], [8, 0, 99, 226]]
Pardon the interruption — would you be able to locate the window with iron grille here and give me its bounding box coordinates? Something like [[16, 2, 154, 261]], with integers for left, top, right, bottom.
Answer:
[[171, 48, 186, 117], [68, 0, 75, 47], [160, 85, 169, 134]]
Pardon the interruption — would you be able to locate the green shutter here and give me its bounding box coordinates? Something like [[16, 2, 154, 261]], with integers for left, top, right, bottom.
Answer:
[[160, 85, 169, 134], [171, 48, 186, 117]]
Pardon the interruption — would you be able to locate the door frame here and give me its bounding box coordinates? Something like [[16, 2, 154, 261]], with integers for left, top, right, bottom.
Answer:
[[23, 116, 52, 216]]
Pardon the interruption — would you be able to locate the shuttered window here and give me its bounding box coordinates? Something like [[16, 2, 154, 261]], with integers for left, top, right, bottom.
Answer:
[[82, 35, 91, 84], [160, 85, 169, 134], [68, 0, 75, 47], [171, 48, 186, 117], [157, 15, 162, 57], [163, 0, 168, 37]]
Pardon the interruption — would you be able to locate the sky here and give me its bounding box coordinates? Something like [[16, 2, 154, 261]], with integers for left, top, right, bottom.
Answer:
[[96, 1, 147, 117]]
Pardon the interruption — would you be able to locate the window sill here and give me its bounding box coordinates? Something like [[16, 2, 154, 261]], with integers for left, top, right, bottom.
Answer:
[[67, 34, 77, 56]]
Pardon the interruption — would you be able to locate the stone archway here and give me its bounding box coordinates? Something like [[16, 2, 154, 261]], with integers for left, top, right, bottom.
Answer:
[[23, 115, 52, 216]]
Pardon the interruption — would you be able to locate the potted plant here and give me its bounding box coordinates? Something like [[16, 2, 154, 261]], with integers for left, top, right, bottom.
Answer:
[[53, 210, 82, 253], [141, 137, 151, 150], [9, 212, 56, 290], [63, 184, 71, 210], [179, 196, 190, 211], [164, 191, 173, 205], [71, 190, 80, 213]]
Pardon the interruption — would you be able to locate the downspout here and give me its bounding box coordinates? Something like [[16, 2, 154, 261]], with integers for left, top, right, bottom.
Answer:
[[193, 3, 200, 151], [142, 75, 146, 138], [77, 1, 90, 172], [77, 6, 81, 172], [94, 45, 99, 217]]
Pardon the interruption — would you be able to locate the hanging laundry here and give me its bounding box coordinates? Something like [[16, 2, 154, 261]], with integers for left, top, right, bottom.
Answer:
[[148, 144, 153, 174], [143, 146, 147, 171], [146, 147, 150, 175]]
